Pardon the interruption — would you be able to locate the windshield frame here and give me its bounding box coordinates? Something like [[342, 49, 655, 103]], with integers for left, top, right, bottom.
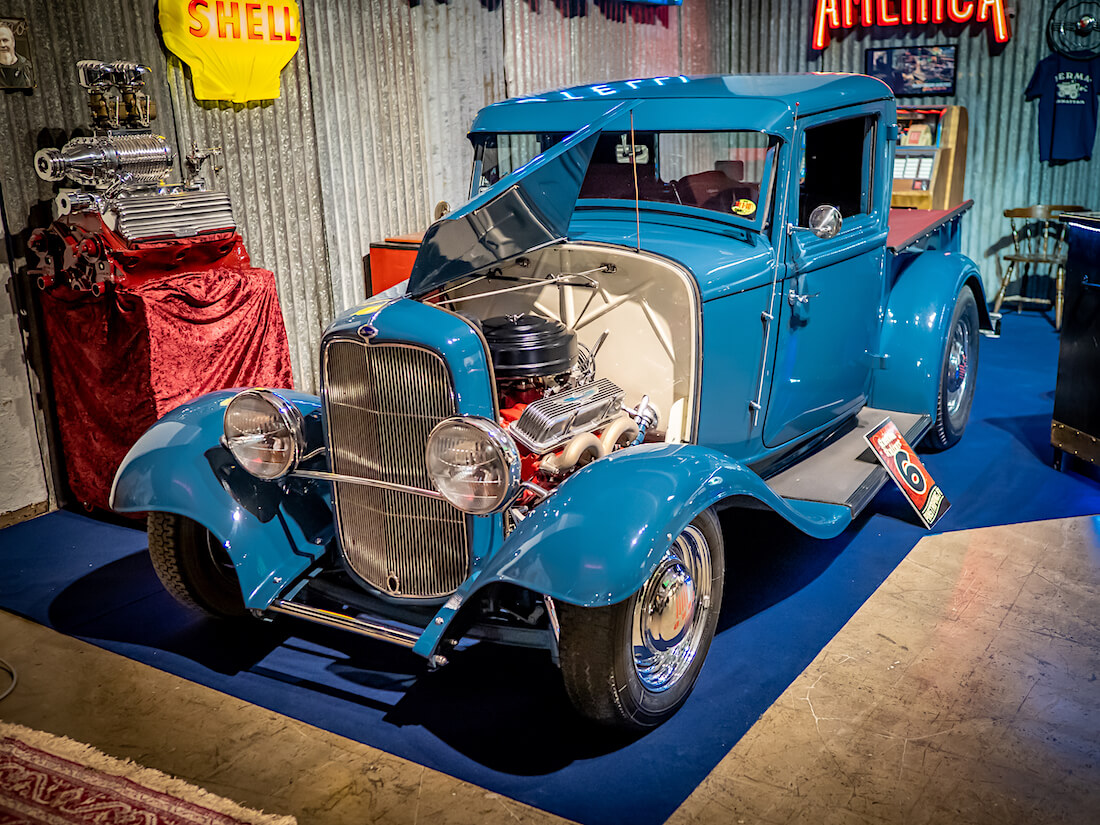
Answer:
[[468, 128, 782, 233]]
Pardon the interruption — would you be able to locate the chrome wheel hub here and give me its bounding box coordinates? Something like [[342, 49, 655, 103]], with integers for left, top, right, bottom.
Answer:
[[632, 524, 712, 692], [946, 316, 971, 417], [642, 560, 696, 652]]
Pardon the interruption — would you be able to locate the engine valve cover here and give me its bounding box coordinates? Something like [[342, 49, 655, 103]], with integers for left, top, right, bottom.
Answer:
[[109, 190, 236, 242], [510, 378, 624, 454]]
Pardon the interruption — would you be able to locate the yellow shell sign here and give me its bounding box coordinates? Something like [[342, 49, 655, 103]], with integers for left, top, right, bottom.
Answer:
[[160, 1, 300, 103]]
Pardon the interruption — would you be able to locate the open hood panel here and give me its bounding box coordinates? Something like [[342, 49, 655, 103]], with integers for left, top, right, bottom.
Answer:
[[407, 101, 637, 297]]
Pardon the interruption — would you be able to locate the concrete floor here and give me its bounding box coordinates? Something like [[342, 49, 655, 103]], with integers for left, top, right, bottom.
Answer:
[[1, 515, 1098, 824]]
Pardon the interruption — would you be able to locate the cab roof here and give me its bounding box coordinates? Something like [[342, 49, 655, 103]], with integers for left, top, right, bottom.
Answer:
[[469, 73, 894, 137]]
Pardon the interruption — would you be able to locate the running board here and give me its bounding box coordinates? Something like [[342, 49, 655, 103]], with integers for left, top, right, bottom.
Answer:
[[766, 408, 932, 518], [265, 599, 420, 649]]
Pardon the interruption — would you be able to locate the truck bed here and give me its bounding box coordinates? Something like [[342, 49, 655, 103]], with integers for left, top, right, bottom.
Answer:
[[887, 200, 973, 253]]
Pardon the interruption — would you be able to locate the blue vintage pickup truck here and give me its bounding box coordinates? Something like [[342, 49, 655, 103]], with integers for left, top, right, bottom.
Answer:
[[112, 74, 991, 730]]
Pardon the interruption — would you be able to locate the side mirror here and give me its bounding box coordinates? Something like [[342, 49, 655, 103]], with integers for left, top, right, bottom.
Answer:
[[433, 200, 451, 221], [808, 204, 842, 239]]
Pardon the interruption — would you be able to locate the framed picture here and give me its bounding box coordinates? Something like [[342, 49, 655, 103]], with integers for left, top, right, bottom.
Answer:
[[865, 45, 956, 97], [0, 17, 35, 90]]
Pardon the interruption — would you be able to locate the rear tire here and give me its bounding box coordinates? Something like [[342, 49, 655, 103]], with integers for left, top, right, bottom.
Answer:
[[557, 507, 724, 729], [147, 512, 248, 619], [926, 287, 979, 451]]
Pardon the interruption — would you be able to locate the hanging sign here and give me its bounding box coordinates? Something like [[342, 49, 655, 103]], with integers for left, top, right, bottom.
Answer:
[[160, 1, 300, 103], [812, 0, 1011, 50], [865, 417, 951, 529]]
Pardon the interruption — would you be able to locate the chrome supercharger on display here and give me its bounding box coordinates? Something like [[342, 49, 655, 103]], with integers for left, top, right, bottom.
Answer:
[[112, 74, 993, 730], [28, 59, 238, 295]]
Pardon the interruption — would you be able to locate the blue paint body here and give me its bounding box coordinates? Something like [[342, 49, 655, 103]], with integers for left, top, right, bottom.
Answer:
[[113, 74, 988, 659], [111, 390, 328, 608]]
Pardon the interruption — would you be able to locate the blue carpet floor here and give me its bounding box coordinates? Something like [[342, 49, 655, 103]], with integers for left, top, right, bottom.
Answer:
[[2, 312, 1099, 825]]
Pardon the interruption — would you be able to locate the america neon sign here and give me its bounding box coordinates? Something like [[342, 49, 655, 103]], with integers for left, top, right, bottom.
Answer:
[[812, 0, 1011, 49]]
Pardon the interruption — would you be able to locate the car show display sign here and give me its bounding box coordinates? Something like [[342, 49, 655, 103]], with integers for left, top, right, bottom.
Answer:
[[865, 417, 951, 528], [159, 1, 300, 103]]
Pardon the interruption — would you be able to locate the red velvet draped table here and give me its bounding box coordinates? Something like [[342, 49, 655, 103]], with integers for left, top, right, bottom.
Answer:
[[39, 267, 294, 511]]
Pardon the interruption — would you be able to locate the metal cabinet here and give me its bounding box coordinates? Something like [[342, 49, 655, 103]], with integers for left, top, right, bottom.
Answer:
[[1052, 212, 1100, 470]]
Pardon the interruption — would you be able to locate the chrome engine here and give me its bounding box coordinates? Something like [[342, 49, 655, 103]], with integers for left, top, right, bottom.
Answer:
[[28, 60, 237, 294], [510, 378, 625, 454], [35, 133, 174, 188], [482, 312, 656, 488]]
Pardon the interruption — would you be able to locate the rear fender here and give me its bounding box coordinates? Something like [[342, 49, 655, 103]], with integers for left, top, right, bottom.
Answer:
[[872, 251, 989, 417], [412, 442, 850, 657], [110, 390, 331, 609]]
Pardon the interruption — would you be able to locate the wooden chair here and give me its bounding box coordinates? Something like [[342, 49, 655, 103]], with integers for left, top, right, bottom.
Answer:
[[992, 204, 1089, 330]]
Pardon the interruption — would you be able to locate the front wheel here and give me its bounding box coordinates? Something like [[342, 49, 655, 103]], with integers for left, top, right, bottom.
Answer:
[[926, 287, 979, 451], [147, 512, 248, 619], [557, 507, 725, 729]]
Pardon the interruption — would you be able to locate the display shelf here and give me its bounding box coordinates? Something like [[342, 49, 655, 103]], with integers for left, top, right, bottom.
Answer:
[[891, 106, 968, 210]]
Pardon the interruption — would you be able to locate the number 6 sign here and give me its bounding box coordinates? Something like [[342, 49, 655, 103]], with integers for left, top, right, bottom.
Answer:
[[866, 417, 950, 528]]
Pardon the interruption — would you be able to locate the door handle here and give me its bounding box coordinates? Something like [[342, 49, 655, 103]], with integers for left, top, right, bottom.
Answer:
[[788, 287, 820, 306]]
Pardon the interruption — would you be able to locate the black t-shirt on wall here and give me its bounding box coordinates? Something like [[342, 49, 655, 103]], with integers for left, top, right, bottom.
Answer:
[[1025, 53, 1100, 163]]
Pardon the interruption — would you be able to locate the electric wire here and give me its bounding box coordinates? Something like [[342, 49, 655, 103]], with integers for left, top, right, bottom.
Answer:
[[0, 656, 17, 702]]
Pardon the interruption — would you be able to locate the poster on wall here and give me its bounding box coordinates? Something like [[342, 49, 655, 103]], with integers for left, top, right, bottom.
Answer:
[[0, 17, 35, 90], [159, 1, 300, 103], [865, 45, 957, 96]]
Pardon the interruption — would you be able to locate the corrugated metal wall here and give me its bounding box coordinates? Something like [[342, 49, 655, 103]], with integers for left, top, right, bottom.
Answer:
[[504, 0, 681, 95], [13, 0, 1074, 391], [302, 0, 506, 316], [304, 0, 731, 314], [162, 43, 331, 393]]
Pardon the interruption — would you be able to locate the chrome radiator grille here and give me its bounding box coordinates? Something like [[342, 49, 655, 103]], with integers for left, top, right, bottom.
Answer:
[[322, 339, 469, 598]]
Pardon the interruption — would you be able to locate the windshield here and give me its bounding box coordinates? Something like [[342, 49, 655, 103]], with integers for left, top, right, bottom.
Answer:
[[470, 130, 778, 228]]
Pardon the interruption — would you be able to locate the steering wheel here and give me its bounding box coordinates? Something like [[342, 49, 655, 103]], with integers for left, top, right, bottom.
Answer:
[[1048, 0, 1100, 60]]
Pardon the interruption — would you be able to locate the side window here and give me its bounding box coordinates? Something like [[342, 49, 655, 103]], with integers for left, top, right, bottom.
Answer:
[[798, 116, 876, 226]]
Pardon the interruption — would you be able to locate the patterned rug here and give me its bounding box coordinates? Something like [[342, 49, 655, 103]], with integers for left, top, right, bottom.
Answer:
[[0, 722, 295, 825]]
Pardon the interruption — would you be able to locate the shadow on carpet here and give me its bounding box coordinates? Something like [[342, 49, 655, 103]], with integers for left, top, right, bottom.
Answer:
[[1, 313, 1099, 825]]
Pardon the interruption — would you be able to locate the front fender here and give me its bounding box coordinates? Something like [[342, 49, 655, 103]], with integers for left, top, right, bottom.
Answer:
[[411, 442, 851, 657], [413, 442, 849, 664], [497, 443, 853, 604], [110, 389, 331, 609], [872, 251, 989, 417]]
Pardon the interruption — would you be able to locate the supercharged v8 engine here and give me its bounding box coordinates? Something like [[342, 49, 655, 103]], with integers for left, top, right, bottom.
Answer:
[[28, 60, 241, 295], [479, 312, 657, 496]]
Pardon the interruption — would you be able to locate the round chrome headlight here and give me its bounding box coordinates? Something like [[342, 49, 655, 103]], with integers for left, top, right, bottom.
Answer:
[[425, 417, 522, 515], [222, 389, 305, 480]]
